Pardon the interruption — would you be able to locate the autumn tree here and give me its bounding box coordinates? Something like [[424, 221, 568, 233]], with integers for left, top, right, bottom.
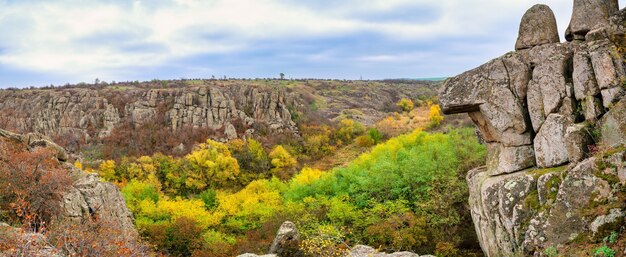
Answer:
[[185, 139, 240, 191], [429, 104, 444, 127], [0, 140, 71, 232], [396, 98, 415, 112], [336, 119, 365, 144], [269, 145, 297, 179]]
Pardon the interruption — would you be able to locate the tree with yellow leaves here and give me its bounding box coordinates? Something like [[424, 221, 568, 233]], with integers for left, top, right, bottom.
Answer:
[[269, 145, 297, 179], [99, 160, 116, 181], [337, 119, 365, 143], [429, 104, 444, 127], [396, 98, 414, 112], [185, 139, 240, 191]]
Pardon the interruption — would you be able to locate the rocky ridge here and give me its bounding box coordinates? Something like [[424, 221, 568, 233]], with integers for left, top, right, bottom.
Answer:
[[441, 1, 626, 256], [0, 84, 297, 141]]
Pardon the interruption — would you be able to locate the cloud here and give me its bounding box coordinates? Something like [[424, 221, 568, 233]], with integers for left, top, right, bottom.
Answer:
[[0, 0, 624, 86]]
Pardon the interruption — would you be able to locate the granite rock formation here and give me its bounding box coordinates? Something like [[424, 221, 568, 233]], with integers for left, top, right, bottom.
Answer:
[[0, 84, 297, 141], [0, 128, 137, 236], [441, 1, 626, 256]]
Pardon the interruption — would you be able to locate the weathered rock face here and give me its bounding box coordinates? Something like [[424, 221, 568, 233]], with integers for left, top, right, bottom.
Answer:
[[0, 84, 297, 141], [441, 3, 626, 256], [269, 221, 300, 255], [0, 129, 137, 236], [515, 4, 560, 50], [566, 0, 619, 41], [61, 170, 136, 235]]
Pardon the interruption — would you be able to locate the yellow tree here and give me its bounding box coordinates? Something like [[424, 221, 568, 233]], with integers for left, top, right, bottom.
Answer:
[[99, 160, 116, 181], [185, 139, 240, 190], [396, 98, 414, 112], [269, 145, 297, 179], [337, 119, 365, 143], [429, 104, 444, 127]]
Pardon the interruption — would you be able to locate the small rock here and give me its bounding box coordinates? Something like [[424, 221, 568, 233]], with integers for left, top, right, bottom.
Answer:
[[582, 96, 605, 122], [590, 208, 624, 234], [236, 254, 277, 257], [224, 123, 238, 139], [487, 144, 536, 176], [590, 50, 620, 90], [565, 124, 593, 163], [601, 87, 625, 109], [348, 245, 376, 256]]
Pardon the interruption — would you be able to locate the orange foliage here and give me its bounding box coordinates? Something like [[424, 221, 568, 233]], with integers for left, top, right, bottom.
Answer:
[[0, 139, 71, 231]]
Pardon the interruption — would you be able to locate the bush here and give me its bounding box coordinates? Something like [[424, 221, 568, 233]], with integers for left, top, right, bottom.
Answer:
[[336, 119, 365, 144], [429, 104, 444, 127], [396, 98, 415, 112], [0, 145, 72, 231], [355, 135, 375, 147], [269, 145, 297, 179]]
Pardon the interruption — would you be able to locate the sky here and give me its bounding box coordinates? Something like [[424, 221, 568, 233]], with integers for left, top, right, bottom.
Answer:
[[0, 0, 624, 88]]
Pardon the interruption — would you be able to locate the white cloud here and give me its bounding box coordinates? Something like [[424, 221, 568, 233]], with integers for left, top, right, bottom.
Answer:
[[0, 0, 623, 82]]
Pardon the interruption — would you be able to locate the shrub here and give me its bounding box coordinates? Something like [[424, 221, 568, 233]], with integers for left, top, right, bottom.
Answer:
[[594, 245, 616, 257], [396, 98, 415, 112], [0, 145, 72, 231], [428, 104, 444, 127], [269, 145, 297, 179], [368, 128, 383, 144], [336, 119, 365, 143]]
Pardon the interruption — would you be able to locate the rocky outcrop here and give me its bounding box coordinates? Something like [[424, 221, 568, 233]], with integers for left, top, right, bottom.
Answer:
[[61, 170, 136, 235], [515, 4, 560, 50], [441, 2, 626, 256], [566, 0, 619, 41], [269, 221, 300, 255], [0, 84, 297, 141], [0, 129, 137, 236]]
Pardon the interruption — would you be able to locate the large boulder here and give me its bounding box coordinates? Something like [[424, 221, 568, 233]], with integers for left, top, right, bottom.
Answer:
[[0, 129, 137, 237], [269, 221, 300, 255], [61, 169, 136, 236], [599, 97, 626, 147], [347, 245, 424, 257], [573, 47, 600, 100], [566, 0, 618, 41], [515, 4, 560, 50], [533, 114, 570, 168], [441, 52, 533, 174], [522, 44, 573, 132]]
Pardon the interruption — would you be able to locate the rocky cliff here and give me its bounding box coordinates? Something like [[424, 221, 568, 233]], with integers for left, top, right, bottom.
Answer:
[[0, 128, 136, 235], [0, 83, 297, 141], [0, 80, 433, 158], [441, 1, 626, 256]]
